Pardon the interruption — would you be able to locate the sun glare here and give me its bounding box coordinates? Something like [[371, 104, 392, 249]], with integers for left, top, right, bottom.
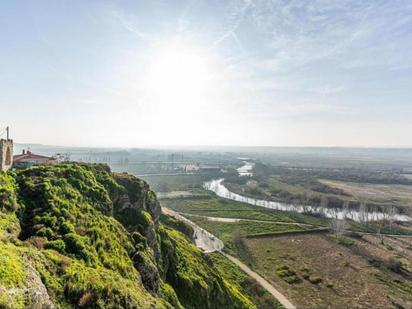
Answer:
[[145, 47, 214, 112]]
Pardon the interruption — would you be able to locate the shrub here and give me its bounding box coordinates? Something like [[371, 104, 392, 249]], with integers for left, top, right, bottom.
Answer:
[[275, 265, 300, 284], [336, 236, 355, 247], [60, 221, 75, 234], [283, 276, 300, 284], [63, 233, 96, 264], [64, 233, 85, 253], [308, 276, 322, 284], [36, 227, 55, 239], [45, 239, 66, 254], [368, 258, 382, 268], [387, 258, 402, 273]]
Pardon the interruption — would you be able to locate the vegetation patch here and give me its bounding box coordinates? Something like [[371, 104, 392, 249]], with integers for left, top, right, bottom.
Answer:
[[0, 243, 26, 288], [0, 164, 254, 309], [275, 265, 301, 284], [210, 253, 284, 309]]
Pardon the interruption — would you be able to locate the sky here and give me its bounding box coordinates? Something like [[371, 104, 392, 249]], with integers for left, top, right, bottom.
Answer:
[[1, 0, 412, 147]]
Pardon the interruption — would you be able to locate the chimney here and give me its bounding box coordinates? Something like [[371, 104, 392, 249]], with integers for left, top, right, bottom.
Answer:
[[22, 149, 26, 155]]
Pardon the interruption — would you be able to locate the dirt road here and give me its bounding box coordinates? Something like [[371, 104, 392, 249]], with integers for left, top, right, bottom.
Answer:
[[179, 212, 314, 227], [162, 207, 296, 309], [162, 207, 224, 252], [221, 252, 296, 309]]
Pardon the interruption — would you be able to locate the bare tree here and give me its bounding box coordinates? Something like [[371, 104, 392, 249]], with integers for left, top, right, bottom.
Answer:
[[329, 200, 348, 238], [387, 205, 397, 232], [374, 206, 385, 244], [358, 201, 368, 225], [330, 218, 348, 238], [407, 203, 412, 249], [320, 195, 329, 208], [342, 200, 349, 218]]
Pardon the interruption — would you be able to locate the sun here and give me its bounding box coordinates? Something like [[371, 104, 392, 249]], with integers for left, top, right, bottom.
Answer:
[[144, 46, 214, 111]]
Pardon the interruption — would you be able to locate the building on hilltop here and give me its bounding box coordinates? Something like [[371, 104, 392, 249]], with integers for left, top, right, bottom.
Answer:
[[0, 127, 13, 172], [13, 149, 57, 169], [0, 127, 58, 171]]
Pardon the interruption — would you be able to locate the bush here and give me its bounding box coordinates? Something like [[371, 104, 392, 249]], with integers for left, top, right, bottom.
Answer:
[[368, 258, 382, 268], [387, 258, 402, 273], [60, 221, 75, 234], [63, 233, 96, 264], [307, 276, 322, 284], [45, 239, 66, 253], [64, 233, 86, 253], [36, 227, 55, 239], [275, 265, 300, 284], [336, 236, 355, 247]]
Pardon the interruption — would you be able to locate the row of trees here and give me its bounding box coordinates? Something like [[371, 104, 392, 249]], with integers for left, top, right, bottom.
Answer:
[[328, 199, 411, 241]]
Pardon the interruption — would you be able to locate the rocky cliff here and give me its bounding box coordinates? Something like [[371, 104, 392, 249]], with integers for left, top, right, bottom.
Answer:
[[0, 163, 254, 309]]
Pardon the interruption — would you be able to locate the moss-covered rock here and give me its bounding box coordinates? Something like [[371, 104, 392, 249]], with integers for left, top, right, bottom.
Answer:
[[0, 164, 254, 308]]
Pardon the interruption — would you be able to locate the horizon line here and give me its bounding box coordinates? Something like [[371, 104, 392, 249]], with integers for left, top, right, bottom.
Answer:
[[14, 142, 412, 150]]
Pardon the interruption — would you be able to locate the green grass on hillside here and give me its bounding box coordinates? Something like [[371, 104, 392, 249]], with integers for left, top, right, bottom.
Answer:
[[210, 253, 284, 309], [0, 164, 255, 309]]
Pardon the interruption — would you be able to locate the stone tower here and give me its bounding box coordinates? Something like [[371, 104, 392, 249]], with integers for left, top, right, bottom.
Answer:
[[0, 127, 13, 172]]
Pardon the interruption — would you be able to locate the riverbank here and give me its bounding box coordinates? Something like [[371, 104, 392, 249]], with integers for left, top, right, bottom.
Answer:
[[203, 171, 410, 222]]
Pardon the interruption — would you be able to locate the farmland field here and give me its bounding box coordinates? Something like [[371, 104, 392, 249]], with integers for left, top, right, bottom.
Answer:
[[161, 194, 328, 226], [242, 233, 412, 309], [320, 179, 412, 208], [188, 216, 308, 255]]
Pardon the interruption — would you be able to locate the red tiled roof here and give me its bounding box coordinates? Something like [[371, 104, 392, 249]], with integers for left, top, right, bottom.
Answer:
[[13, 153, 55, 163]]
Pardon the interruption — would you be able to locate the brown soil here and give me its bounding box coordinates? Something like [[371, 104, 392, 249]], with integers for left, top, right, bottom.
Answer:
[[244, 233, 412, 309]]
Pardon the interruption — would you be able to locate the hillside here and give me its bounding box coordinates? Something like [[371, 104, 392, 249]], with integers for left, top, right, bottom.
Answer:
[[0, 163, 254, 309]]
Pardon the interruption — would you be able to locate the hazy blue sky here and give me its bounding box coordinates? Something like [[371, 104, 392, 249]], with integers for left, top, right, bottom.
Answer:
[[1, 0, 412, 147]]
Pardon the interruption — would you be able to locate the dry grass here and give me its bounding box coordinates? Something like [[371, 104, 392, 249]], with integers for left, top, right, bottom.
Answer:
[[320, 179, 412, 206], [243, 233, 412, 309]]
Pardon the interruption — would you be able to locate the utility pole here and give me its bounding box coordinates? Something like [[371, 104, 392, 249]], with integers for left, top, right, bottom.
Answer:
[[6, 126, 9, 140]]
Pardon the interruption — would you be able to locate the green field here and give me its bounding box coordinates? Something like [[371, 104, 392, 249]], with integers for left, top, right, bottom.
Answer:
[[161, 194, 328, 226], [189, 217, 307, 255], [162, 191, 412, 237]]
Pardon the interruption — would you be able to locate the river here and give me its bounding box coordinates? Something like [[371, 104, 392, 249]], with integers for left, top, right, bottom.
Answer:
[[204, 162, 409, 222]]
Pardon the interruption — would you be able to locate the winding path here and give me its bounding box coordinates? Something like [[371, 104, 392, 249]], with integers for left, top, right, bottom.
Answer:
[[178, 212, 314, 227], [162, 207, 224, 252], [162, 207, 296, 309], [221, 252, 296, 309]]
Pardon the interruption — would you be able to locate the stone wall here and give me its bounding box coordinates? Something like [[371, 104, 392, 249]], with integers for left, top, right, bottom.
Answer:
[[0, 139, 13, 171]]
